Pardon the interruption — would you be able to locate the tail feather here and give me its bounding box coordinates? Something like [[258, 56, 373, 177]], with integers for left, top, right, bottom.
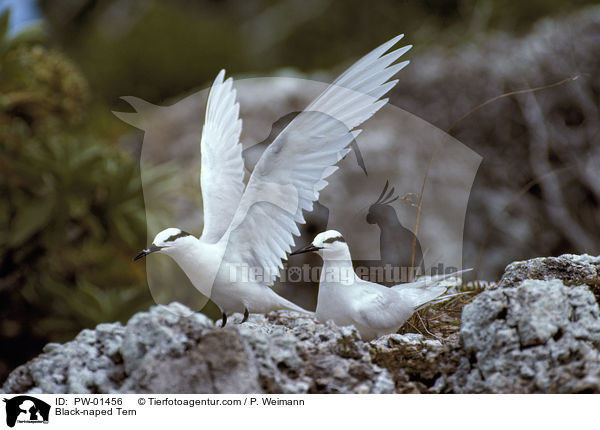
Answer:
[[392, 268, 472, 308], [392, 268, 472, 290], [415, 291, 470, 310]]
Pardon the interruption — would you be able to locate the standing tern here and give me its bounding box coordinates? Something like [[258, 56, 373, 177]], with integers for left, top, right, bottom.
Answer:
[[290, 230, 468, 340], [134, 35, 412, 326]]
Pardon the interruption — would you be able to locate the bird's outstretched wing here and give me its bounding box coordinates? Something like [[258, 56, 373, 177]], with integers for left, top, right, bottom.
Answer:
[[200, 70, 245, 243], [222, 35, 412, 286]]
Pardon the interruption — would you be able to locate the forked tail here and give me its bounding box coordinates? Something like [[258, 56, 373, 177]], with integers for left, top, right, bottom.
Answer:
[[392, 268, 472, 308]]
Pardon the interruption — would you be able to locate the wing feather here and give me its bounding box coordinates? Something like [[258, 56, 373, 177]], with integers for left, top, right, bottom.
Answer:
[[223, 36, 412, 286], [200, 70, 245, 243]]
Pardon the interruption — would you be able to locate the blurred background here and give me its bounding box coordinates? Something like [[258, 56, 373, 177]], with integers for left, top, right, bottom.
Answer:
[[1, 0, 598, 383]]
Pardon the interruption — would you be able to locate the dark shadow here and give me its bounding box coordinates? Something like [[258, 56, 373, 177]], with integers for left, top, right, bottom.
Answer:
[[242, 111, 367, 175], [365, 180, 424, 285]]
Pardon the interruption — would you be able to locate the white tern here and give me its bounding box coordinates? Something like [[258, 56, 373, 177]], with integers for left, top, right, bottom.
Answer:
[[134, 35, 412, 326], [290, 230, 468, 340]]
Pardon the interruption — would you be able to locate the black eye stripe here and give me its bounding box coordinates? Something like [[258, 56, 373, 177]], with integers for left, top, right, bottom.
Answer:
[[164, 231, 191, 242], [323, 236, 345, 244]]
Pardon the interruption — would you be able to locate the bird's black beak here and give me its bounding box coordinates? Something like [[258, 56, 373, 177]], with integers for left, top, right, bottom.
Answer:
[[133, 244, 163, 261], [290, 244, 320, 256], [133, 250, 150, 261]]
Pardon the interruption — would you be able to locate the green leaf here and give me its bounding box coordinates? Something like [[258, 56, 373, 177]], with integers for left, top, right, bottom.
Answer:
[[7, 22, 46, 48], [9, 197, 54, 247]]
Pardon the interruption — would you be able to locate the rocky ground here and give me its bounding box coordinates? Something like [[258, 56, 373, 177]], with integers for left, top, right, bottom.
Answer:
[[2, 254, 599, 394]]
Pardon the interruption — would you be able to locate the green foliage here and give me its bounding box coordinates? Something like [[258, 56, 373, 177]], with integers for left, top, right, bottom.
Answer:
[[37, 0, 599, 105], [0, 12, 173, 341]]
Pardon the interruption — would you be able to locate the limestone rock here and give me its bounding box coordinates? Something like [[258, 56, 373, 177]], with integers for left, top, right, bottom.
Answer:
[[1, 303, 394, 394], [440, 278, 600, 393], [4, 254, 600, 394]]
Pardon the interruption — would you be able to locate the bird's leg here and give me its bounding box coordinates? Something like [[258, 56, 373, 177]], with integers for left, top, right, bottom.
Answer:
[[221, 312, 228, 327], [240, 308, 249, 324]]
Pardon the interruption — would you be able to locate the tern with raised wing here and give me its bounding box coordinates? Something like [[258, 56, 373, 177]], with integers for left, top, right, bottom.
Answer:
[[134, 35, 412, 326]]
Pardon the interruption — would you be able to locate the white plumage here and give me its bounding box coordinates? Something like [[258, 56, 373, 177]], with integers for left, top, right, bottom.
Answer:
[[291, 230, 467, 340], [134, 35, 412, 325]]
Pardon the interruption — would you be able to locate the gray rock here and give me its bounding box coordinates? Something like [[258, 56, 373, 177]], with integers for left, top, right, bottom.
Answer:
[[4, 254, 600, 394], [1, 303, 395, 394], [441, 278, 600, 393], [236, 313, 394, 393], [370, 332, 454, 393], [498, 254, 600, 300], [122, 329, 261, 393], [2, 322, 127, 394]]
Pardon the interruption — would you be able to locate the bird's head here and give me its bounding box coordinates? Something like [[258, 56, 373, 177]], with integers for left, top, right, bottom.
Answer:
[[133, 228, 195, 261], [290, 230, 349, 260]]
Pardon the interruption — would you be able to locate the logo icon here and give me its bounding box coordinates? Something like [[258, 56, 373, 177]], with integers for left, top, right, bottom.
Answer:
[[3, 396, 50, 428]]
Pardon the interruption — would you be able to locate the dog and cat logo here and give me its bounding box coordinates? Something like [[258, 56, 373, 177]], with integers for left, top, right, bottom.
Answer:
[[3, 396, 50, 427]]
